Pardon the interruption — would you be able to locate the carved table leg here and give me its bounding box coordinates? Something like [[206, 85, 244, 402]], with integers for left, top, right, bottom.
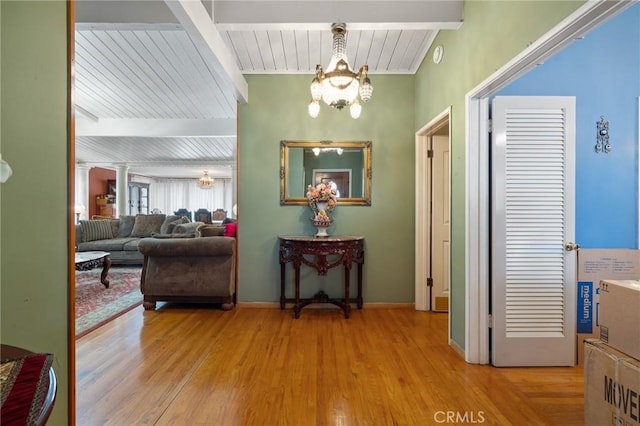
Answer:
[[293, 261, 301, 319], [100, 255, 111, 288], [280, 261, 286, 309], [344, 264, 351, 319], [357, 260, 363, 309]]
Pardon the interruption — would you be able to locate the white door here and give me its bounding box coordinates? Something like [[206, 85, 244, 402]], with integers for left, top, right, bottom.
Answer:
[[491, 96, 577, 366], [431, 135, 450, 312]]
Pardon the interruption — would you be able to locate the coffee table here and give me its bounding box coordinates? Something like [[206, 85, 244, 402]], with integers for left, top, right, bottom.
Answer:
[[75, 251, 111, 288]]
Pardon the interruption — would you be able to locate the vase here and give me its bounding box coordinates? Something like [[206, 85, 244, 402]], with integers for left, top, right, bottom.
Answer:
[[316, 200, 329, 213], [314, 222, 330, 237]]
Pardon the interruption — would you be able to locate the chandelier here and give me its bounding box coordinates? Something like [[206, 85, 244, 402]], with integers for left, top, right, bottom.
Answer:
[[308, 23, 373, 119], [312, 147, 343, 156], [197, 171, 215, 189]]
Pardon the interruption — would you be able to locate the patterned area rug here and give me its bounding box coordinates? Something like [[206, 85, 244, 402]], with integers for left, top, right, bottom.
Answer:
[[76, 266, 142, 338]]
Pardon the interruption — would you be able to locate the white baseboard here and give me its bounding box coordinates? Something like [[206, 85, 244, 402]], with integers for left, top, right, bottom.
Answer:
[[236, 302, 415, 309]]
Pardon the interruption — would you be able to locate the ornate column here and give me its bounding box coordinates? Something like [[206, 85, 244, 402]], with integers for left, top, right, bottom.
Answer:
[[75, 164, 90, 220], [115, 164, 129, 218]]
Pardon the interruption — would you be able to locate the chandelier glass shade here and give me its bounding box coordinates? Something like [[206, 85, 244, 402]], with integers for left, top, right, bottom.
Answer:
[[0, 156, 12, 183], [312, 147, 344, 156], [308, 23, 373, 119], [197, 171, 215, 189]]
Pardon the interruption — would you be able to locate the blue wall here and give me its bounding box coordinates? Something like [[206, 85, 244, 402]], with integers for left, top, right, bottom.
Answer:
[[497, 4, 640, 249]]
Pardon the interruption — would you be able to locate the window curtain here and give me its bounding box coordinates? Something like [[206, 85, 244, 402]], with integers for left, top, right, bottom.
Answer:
[[149, 178, 232, 217]]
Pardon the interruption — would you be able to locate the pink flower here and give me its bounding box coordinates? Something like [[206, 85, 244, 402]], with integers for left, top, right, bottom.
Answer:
[[306, 182, 338, 215]]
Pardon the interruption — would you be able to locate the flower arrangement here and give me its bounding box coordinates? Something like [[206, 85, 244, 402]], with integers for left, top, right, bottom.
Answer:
[[306, 182, 337, 223]]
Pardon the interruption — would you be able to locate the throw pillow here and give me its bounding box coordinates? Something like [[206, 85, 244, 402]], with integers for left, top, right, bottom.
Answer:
[[160, 215, 181, 234], [130, 214, 166, 237], [197, 224, 225, 237], [165, 216, 189, 234], [109, 219, 120, 237], [224, 222, 237, 237], [172, 222, 202, 237], [117, 216, 136, 237], [80, 220, 113, 242]]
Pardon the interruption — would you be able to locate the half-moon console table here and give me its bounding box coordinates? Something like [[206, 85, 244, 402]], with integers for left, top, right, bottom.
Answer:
[[278, 235, 365, 318]]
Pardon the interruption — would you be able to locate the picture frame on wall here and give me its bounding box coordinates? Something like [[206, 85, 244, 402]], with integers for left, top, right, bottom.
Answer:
[[313, 169, 352, 198]]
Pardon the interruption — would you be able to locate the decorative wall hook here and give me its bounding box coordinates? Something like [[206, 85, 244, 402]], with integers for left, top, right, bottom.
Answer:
[[595, 116, 610, 153]]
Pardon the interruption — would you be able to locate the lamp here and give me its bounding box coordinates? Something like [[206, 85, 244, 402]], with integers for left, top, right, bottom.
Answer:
[[197, 171, 215, 189], [308, 23, 373, 119], [74, 204, 85, 223]]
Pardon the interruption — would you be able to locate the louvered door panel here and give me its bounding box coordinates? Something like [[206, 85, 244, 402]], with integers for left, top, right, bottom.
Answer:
[[492, 96, 576, 366]]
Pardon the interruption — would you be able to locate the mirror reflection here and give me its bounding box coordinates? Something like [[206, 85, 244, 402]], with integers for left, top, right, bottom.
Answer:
[[280, 140, 372, 206]]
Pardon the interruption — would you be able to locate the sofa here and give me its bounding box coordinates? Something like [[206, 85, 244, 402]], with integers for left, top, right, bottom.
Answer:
[[137, 236, 237, 311], [75, 214, 204, 264]]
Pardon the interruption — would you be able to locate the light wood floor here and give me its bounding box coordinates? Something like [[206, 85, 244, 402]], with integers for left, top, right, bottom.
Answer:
[[76, 305, 584, 425]]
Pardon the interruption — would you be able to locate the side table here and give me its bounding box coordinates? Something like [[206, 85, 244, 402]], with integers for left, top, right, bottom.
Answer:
[[75, 251, 111, 288], [279, 235, 365, 318], [0, 344, 57, 426]]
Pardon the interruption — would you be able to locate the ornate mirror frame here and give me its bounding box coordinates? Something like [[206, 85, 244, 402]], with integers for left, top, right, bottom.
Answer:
[[280, 140, 372, 206]]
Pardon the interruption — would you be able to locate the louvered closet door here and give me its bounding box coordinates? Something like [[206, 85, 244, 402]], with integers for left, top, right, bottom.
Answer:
[[491, 96, 576, 367]]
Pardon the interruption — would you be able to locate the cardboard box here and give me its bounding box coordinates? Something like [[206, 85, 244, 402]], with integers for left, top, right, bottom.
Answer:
[[584, 339, 640, 426], [599, 279, 640, 360], [576, 249, 640, 364]]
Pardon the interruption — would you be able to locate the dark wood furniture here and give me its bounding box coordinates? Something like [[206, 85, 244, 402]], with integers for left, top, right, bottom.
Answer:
[[174, 208, 193, 221], [194, 208, 212, 224], [279, 235, 364, 318], [75, 251, 111, 288], [0, 344, 57, 426], [212, 208, 227, 221]]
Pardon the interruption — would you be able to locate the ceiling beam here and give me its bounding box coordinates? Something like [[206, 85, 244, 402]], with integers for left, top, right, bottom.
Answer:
[[213, 0, 463, 31], [76, 118, 236, 138], [164, 0, 249, 103], [75, 0, 179, 24]]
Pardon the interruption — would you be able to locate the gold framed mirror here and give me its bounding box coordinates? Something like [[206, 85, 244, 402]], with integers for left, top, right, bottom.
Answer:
[[280, 140, 372, 206]]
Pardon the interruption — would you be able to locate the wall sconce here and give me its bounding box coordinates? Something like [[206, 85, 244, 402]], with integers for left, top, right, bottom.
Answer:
[[595, 116, 611, 153], [0, 154, 13, 183]]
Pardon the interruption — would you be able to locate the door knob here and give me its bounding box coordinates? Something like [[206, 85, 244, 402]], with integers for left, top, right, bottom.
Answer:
[[564, 242, 581, 251]]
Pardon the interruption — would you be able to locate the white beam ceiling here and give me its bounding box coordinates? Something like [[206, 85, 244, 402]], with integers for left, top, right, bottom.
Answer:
[[76, 118, 236, 138], [73, 0, 464, 178], [164, 0, 249, 103], [212, 0, 463, 31]]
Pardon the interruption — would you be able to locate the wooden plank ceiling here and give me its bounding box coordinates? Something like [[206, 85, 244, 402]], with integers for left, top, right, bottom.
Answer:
[[74, 0, 463, 178]]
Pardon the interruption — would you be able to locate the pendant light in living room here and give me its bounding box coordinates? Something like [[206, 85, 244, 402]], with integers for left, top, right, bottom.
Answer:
[[197, 171, 215, 189], [308, 23, 373, 119]]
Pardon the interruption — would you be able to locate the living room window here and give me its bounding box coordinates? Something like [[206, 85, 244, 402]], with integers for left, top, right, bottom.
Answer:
[[150, 177, 233, 218]]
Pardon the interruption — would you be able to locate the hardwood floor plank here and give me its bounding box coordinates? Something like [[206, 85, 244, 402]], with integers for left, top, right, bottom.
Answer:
[[77, 306, 584, 425]]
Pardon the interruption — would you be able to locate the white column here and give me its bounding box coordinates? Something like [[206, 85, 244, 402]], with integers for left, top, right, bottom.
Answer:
[[75, 164, 90, 220], [115, 165, 129, 218]]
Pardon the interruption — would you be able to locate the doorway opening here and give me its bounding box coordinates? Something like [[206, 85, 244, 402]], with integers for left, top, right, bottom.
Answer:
[[415, 107, 452, 336]]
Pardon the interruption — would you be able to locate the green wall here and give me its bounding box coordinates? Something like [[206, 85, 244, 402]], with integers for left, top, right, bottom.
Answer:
[[413, 1, 585, 346], [239, 74, 416, 302], [1, 1, 69, 424]]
